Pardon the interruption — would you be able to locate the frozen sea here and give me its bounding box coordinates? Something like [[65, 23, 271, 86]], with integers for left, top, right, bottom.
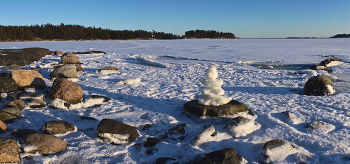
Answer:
[[1, 39, 350, 163]]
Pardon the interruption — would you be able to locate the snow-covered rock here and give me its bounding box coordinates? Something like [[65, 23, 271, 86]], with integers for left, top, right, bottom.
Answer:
[[227, 117, 260, 138]]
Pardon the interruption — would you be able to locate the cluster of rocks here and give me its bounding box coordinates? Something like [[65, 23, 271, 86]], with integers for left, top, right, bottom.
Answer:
[[0, 49, 122, 163], [303, 57, 346, 96]]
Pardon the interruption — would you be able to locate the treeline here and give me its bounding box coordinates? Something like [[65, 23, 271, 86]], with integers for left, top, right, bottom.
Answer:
[[184, 30, 236, 39], [331, 33, 350, 38], [0, 23, 237, 42], [0, 23, 181, 41]]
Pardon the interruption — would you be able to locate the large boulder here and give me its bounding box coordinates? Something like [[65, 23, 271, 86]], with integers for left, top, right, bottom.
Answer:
[[0, 107, 22, 122], [61, 52, 80, 64], [0, 76, 18, 92], [41, 120, 75, 134], [7, 69, 46, 88], [49, 64, 78, 78], [0, 138, 20, 163], [183, 100, 254, 117], [20, 133, 67, 155], [304, 75, 335, 96], [0, 48, 51, 66], [97, 119, 139, 144], [49, 78, 83, 104]]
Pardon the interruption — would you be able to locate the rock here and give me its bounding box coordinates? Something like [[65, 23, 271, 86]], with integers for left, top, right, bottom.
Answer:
[[23, 85, 36, 93], [183, 100, 254, 117], [19, 93, 44, 101], [144, 137, 164, 147], [304, 75, 334, 96], [49, 64, 78, 78], [155, 157, 177, 164], [28, 99, 46, 108], [192, 124, 217, 146], [73, 51, 106, 55], [76, 65, 84, 72], [7, 69, 46, 88], [1, 64, 22, 70], [97, 119, 139, 144], [0, 107, 22, 122], [189, 148, 242, 164], [83, 95, 111, 107], [54, 51, 64, 55], [0, 120, 6, 133], [312, 57, 345, 72], [6, 99, 26, 110], [227, 117, 261, 138], [49, 78, 83, 104], [0, 76, 18, 92], [0, 138, 20, 163], [0, 48, 51, 66], [306, 121, 335, 134], [20, 133, 67, 155], [41, 120, 75, 134], [320, 57, 343, 67], [98, 66, 120, 74], [261, 139, 298, 163], [61, 52, 80, 64], [7, 90, 24, 100], [163, 123, 187, 141], [12, 129, 38, 138]]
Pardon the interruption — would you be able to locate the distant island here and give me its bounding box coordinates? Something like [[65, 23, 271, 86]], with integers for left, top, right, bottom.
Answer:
[[331, 33, 350, 38], [0, 23, 237, 42]]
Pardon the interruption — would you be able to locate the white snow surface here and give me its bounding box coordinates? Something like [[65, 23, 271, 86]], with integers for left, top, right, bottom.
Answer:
[[0, 39, 350, 163]]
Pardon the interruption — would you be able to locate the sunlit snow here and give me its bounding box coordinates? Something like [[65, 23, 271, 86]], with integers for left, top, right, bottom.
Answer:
[[0, 39, 350, 163]]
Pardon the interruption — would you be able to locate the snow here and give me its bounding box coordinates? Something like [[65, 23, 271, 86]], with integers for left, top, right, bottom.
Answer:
[[197, 64, 232, 106], [0, 39, 350, 163]]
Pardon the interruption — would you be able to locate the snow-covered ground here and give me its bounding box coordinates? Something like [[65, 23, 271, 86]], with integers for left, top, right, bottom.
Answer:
[[1, 39, 350, 163]]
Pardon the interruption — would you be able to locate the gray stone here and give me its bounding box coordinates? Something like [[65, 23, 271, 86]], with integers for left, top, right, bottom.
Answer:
[[0, 107, 22, 122], [183, 100, 254, 117], [50, 64, 78, 78]]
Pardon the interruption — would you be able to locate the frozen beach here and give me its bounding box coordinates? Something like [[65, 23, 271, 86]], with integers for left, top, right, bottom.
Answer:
[[1, 39, 350, 163]]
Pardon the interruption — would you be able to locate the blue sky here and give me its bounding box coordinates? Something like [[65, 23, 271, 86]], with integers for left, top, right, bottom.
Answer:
[[0, 0, 349, 38]]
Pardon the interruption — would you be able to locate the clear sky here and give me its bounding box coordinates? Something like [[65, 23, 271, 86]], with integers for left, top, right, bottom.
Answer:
[[0, 0, 349, 38]]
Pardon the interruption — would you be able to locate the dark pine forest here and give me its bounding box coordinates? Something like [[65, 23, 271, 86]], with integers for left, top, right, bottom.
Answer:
[[0, 23, 237, 42]]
